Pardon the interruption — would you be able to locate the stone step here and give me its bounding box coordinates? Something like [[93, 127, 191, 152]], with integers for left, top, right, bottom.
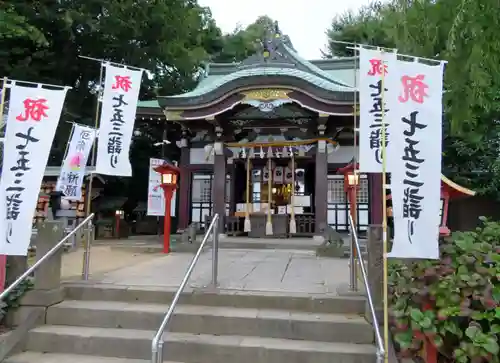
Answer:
[[46, 300, 373, 344], [101, 237, 367, 255], [26, 325, 377, 363], [64, 283, 367, 315], [4, 352, 171, 363]]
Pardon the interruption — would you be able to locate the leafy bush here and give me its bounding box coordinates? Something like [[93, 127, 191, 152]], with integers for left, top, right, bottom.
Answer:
[[389, 218, 500, 362]]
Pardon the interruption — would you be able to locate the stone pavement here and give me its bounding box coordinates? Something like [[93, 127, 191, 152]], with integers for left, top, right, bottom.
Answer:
[[61, 246, 162, 279], [78, 249, 351, 296]]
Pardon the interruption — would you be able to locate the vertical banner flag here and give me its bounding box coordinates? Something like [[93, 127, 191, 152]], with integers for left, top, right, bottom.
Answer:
[[96, 64, 143, 176], [56, 124, 96, 200], [147, 158, 176, 217], [388, 60, 444, 259], [358, 48, 397, 172], [0, 84, 68, 255]]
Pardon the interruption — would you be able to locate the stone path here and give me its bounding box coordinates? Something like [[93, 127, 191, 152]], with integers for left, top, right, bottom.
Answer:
[[61, 246, 162, 279], [79, 249, 351, 296]]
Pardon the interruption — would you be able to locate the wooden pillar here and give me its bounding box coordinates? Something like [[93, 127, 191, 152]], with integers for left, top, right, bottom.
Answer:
[[177, 135, 191, 232], [213, 142, 226, 233], [315, 139, 328, 237], [369, 173, 383, 224], [229, 162, 236, 215]]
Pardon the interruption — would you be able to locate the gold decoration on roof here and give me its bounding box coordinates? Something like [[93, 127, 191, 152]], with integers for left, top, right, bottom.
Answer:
[[240, 89, 291, 102], [164, 110, 184, 120]]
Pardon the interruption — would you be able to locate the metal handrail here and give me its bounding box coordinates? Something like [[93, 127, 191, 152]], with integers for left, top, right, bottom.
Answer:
[[348, 213, 385, 363], [151, 214, 220, 363], [0, 213, 95, 301]]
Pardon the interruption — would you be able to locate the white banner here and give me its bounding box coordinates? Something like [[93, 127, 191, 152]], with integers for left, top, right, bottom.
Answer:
[[359, 48, 398, 172], [95, 64, 143, 176], [388, 60, 444, 259], [0, 84, 68, 255], [147, 158, 176, 217], [56, 124, 96, 200]]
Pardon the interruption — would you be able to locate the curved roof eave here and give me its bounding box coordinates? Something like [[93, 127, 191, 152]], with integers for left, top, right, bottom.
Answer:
[[157, 73, 355, 109], [169, 67, 353, 99], [158, 67, 355, 105]]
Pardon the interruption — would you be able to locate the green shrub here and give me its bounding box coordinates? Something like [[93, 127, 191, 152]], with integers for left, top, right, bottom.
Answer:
[[389, 217, 500, 362]]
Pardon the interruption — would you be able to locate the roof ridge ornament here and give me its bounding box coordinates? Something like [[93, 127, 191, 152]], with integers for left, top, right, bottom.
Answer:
[[241, 21, 295, 67]]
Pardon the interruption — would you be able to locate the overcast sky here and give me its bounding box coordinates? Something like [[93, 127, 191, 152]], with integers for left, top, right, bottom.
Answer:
[[198, 0, 373, 59]]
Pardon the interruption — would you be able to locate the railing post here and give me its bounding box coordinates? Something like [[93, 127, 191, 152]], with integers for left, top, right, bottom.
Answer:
[[82, 218, 93, 280], [211, 216, 219, 287], [348, 217, 358, 291], [157, 340, 164, 363]]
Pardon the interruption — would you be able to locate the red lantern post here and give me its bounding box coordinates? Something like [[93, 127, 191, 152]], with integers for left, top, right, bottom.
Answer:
[[154, 162, 180, 254], [338, 162, 360, 290]]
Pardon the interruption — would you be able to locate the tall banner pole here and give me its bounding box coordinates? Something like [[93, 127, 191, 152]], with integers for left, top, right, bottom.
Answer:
[[380, 50, 389, 363], [351, 45, 359, 289], [81, 63, 103, 278], [0, 77, 7, 127], [0, 77, 8, 292], [85, 63, 104, 217]]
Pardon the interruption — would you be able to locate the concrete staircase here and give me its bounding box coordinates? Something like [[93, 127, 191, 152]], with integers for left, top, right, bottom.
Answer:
[[6, 283, 377, 363]]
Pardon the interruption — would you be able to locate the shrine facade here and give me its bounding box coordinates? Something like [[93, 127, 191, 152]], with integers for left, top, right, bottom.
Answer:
[[136, 25, 383, 238]]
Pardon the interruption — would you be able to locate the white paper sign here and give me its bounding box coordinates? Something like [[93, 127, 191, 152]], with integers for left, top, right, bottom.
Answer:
[[147, 158, 176, 217], [0, 84, 68, 255], [358, 48, 397, 172], [96, 64, 143, 176], [388, 60, 444, 259], [273, 166, 284, 184], [56, 124, 96, 200]]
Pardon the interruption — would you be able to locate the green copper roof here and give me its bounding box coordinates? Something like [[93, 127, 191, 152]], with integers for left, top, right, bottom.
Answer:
[[137, 100, 160, 108], [282, 44, 353, 88], [169, 67, 353, 99]]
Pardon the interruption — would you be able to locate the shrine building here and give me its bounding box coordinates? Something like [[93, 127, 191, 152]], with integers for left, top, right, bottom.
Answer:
[[136, 26, 383, 238]]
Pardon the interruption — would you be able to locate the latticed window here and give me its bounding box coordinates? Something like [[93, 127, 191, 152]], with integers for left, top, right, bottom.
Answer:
[[357, 177, 369, 203], [192, 177, 212, 203], [202, 174, 231, 202], [327, 177, 346, 203]]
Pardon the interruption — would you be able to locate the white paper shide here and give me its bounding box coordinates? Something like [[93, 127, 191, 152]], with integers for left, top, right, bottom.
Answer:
[[0, 85, 68, 255], [56, 124, 96, 200], [358, 47, 397, 173], [388, 60, 444, 259], [147, 158, 176, 217], [96, 64, 143, 176]]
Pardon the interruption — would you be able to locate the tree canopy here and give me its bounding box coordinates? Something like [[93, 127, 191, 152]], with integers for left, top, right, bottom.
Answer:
[[0, 3, 273, 205], [0, 0, 228, 204], [325, 0, 500, 197], [212, 15, 276, 63]]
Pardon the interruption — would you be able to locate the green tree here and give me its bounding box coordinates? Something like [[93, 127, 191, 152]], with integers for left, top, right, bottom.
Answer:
[[1, 0, 223, 113], [0, 0, 224, 206], [0, 2, 46, 45], [213, 15, 276, 63], [325, 0, 500, 198]]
